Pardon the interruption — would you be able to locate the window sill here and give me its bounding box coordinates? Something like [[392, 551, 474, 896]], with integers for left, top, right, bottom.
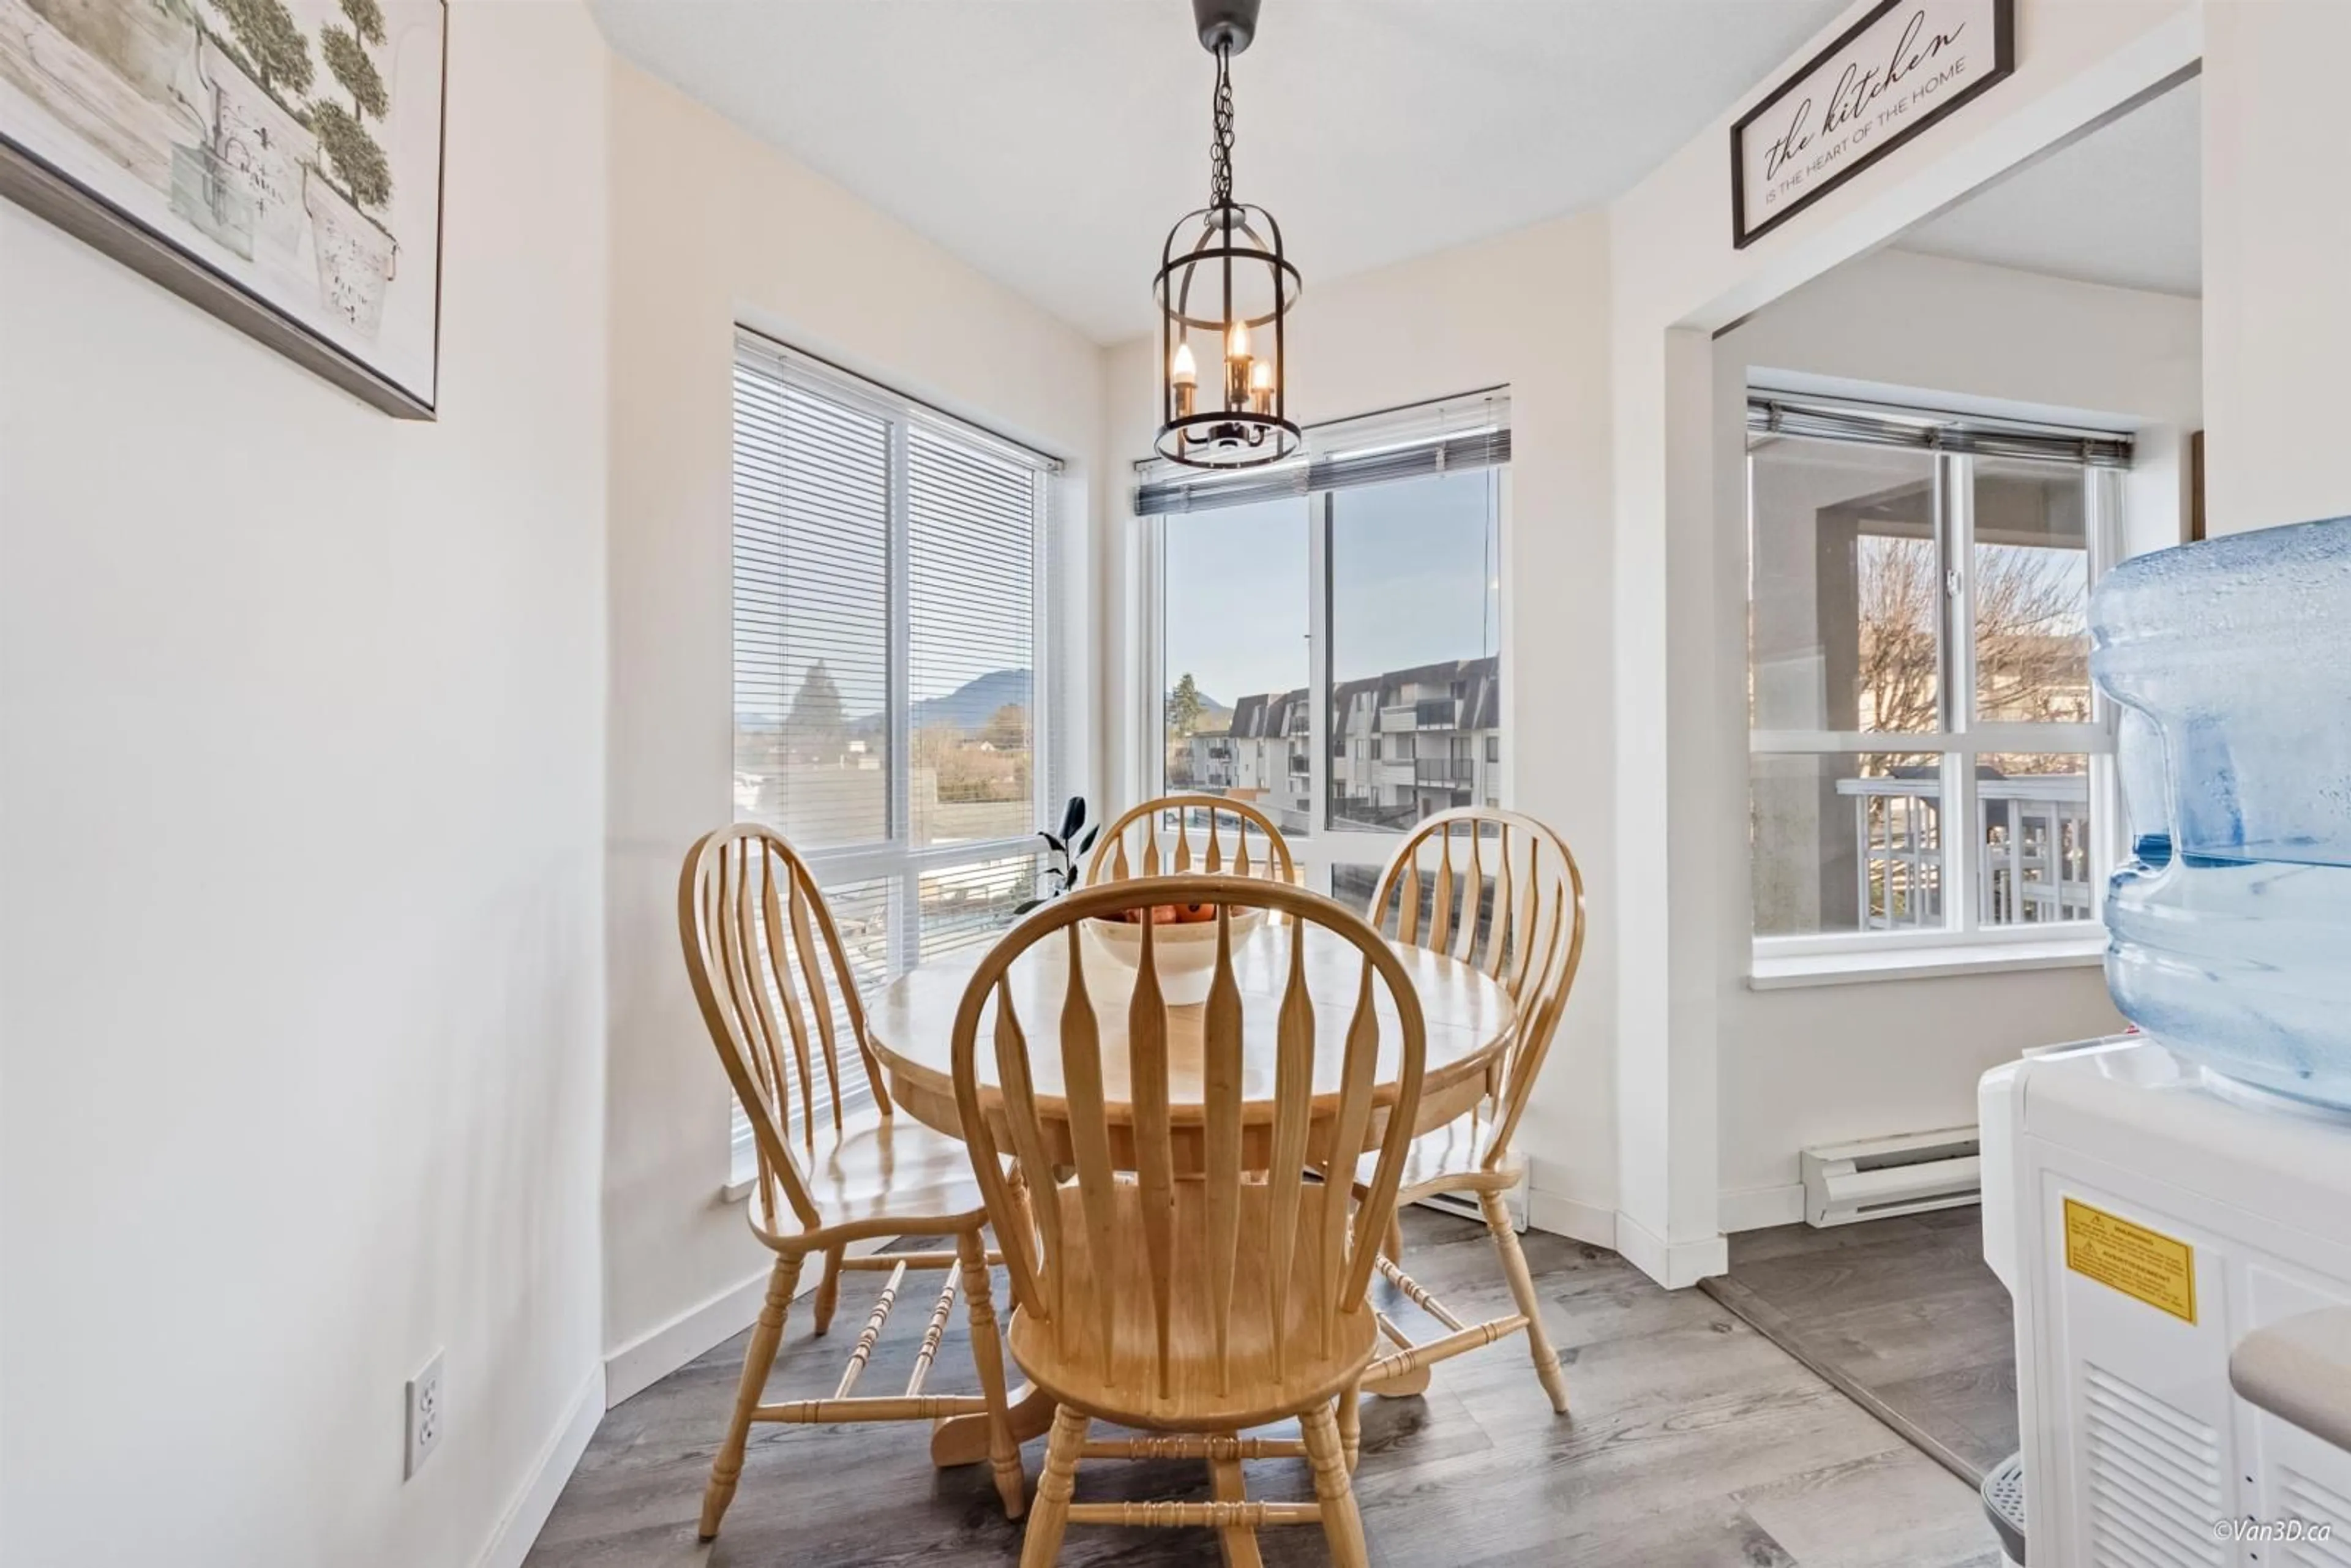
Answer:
[[1748, 936, 2107, 990]]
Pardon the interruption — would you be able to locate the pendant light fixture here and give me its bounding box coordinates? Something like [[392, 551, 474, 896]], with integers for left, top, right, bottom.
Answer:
[[1155, 0, 1302, 470]]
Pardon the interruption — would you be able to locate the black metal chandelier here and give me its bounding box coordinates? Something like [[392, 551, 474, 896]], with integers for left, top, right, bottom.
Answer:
[[1154, 0, 1302, 470]]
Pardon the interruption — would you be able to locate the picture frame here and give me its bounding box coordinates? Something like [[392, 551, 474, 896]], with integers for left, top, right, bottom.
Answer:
[[1731, 0, 2014, 251], [0, 0, 448, 418]]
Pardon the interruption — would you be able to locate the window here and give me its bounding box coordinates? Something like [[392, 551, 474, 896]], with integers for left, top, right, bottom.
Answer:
[[1745, 392, 2126, 955], [1145, 392, 1508, 909], [730, 332, 1058, 1177]]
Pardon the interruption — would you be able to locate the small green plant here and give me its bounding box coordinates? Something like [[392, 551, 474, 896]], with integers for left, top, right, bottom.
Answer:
[[1014, 796, 1098, 915], [310, 0, 392, 212], [209, 0, 315, 111]]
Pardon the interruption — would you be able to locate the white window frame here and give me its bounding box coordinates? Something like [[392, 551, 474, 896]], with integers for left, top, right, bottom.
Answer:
[[1136, 451, 1512, 896], [729, 335, 1061, 1189], [1749, 441, 2124, 964]]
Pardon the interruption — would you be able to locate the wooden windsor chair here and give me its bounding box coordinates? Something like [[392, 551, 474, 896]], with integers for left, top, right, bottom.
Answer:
[[950, 874, 1428, 1568], [677, 825, 1024, 1537], [1086, 792, 1295, 885], [1344, 808, 1587, 1461]]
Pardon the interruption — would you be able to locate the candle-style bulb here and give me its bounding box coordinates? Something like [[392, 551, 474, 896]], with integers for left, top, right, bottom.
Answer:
[[1248, 358, 1274, 415], [1171, 340, 1197, 386], [1226, 318, 1251, 361]]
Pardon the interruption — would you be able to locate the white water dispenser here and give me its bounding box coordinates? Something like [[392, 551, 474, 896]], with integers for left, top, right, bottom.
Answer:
[[1984, 518, 2351, 1566]]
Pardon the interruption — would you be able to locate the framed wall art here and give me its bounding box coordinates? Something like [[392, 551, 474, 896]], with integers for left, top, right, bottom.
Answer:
[[1732, 0, 2012, 250], [0, 0, 446, 416]]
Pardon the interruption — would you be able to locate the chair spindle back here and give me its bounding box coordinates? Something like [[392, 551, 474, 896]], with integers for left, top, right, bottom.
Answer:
[[951, 875, 1425, 1400], [679, 824, 892, 1234], [1087, 793, 1295, 886], [1365, 809, 1584, 1166]]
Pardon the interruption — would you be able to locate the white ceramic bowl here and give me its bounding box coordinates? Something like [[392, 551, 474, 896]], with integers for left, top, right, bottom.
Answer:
[[1082, 903, 1269, 1004]]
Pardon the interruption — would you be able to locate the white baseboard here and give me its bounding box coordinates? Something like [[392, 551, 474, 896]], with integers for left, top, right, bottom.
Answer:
[[605, 1264, 772, 1407], [1612, 1212, 1728, 1290], [1719, 1184, 1806, 1234], [476, 1365, 604, 1568], [604, 1239, 891, 1408], [1526, 1188, 1617, 1250]]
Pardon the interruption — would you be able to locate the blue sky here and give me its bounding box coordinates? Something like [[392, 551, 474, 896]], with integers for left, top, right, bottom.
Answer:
[[1163, 469, 1499, 708]]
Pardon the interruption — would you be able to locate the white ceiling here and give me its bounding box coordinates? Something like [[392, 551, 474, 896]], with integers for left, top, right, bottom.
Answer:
[[588, 0, 1851, 343], [1897, 78, 2202, 298]]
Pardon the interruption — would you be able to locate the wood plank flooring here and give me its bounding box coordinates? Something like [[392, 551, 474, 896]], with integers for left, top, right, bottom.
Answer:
[[1699, 1206, 2019, 1488], [530, 1210, 1998, 1566]]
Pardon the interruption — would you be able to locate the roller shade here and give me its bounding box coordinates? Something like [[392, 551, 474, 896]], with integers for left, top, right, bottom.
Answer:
[[1137, 389, 1511, 516], [1747, 393, 2133, 469]]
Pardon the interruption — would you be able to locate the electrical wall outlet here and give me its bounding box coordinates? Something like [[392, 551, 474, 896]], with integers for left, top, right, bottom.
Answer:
[[405, 1351, 445, 1479]]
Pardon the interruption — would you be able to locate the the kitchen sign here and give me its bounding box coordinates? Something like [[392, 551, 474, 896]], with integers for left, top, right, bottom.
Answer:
[[1732, 0, 2014, 249]]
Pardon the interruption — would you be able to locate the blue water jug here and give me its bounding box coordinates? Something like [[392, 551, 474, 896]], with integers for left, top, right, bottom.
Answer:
[[2092, 515, 2351, 1110]]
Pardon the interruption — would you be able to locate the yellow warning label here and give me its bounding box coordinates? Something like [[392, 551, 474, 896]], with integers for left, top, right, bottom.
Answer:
[[2064, 1198, 2197, 1324]]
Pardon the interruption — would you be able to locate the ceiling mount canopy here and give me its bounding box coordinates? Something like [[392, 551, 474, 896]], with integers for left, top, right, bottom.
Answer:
[[1193, 0, 1259, 54], [1154, 0, 1302, 470]]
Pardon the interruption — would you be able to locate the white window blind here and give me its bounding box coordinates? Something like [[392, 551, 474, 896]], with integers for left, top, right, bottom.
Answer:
[[909, 426, 1039, 849], [1135, 389, 1510, 516], [1746, 391, 2135, 469], [732, 369, 893, 849], [728, 331, 1059, 1189]]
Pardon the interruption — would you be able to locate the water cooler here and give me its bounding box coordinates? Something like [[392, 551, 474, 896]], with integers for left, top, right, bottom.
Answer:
[[1982, 1039, 2351, 1566], [1979, 517, 2351, 1566]]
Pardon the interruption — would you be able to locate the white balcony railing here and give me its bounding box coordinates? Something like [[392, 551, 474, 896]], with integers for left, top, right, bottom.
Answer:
[[1834, 773, 2094, 929]]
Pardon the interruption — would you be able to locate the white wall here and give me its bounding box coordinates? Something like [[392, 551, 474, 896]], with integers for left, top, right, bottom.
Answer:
[[1100, 212, 1621, 1237], [2202, 0, 2351, 535], [1603, 0, 2198, 1283], [1712, 247, 2199, 1217], [601, 60, 1106, 1384], [0, 3, 610, 1563]]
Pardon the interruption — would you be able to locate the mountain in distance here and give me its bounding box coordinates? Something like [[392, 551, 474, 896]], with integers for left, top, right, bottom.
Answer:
[[738, 666, 1033, 737], [906, 668, 1030, 732], [896, 669, 1234, 736], [749, 666, 1230, 738]]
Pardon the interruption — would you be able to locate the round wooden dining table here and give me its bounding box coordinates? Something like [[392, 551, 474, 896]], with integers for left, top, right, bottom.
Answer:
[[861, 918, 1518, 1468]]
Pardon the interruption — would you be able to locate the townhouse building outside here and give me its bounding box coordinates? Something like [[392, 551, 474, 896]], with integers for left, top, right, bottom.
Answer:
[[1174, 655, 1501, 835]]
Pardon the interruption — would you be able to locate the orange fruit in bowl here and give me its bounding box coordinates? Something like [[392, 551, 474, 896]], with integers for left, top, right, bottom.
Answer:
[[1091, 902, 1222, 927]]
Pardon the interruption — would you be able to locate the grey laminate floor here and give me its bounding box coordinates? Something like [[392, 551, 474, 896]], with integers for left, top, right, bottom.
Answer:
[[1700, 1207, 2018, 1488], [528, 1210, 1998, 1567]]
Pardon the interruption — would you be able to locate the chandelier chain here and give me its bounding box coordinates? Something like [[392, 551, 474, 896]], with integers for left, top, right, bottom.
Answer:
[[1209, 42, 1234, 209]]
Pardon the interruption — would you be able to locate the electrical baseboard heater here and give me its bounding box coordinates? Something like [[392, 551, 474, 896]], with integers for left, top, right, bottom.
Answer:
[[1801, 1127, 1981, 1227]]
